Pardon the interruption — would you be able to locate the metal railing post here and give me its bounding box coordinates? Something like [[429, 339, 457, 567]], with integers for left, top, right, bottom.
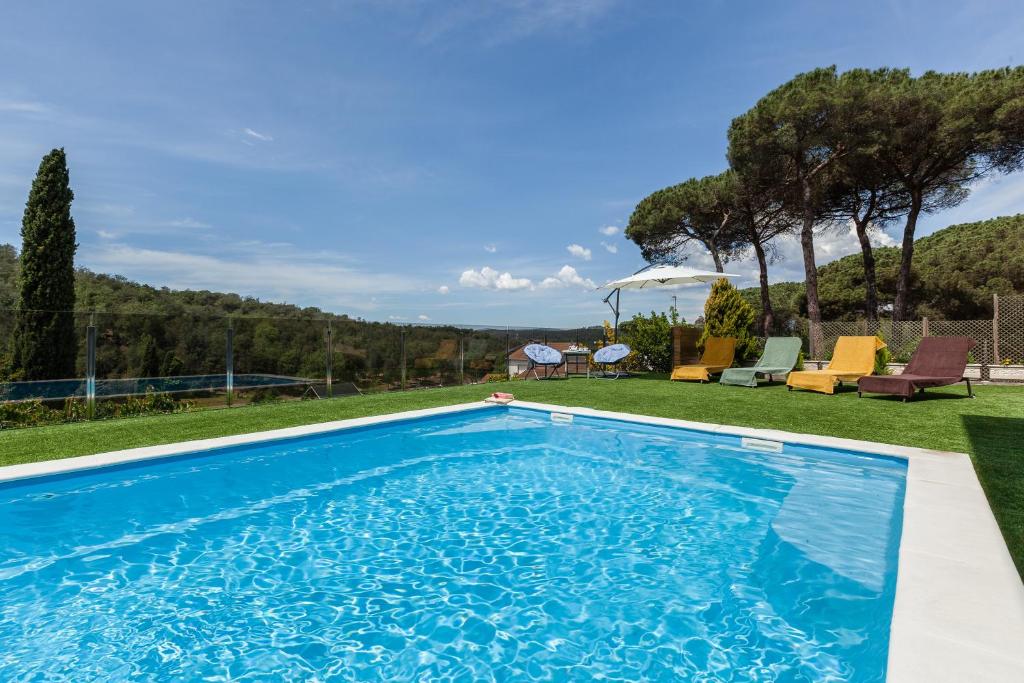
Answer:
[[325, 320, 333, 398], [459, 333, 465, 384], [226, 319, 234, 406], [400, 327, 407, 390], [86, 312, 96, 419]]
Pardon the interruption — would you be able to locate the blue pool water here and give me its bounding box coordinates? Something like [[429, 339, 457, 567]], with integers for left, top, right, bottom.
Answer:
[[0, 407, 906, 681]]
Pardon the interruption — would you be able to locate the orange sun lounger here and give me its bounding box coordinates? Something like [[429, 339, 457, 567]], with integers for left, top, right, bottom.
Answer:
[[786, 336, 886, 395], [670, 336, 736, 382]]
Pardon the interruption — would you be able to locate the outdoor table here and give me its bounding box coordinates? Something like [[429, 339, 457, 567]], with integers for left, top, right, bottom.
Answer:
[[563, 349, 592, 378]]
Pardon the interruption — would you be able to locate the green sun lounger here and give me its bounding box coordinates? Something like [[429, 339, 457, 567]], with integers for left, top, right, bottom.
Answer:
[[719, 337, 802, 387]]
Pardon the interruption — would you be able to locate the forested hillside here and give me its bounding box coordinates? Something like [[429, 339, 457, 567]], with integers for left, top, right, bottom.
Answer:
[[0, 249, 603, 385], [741, 214, 1024, 326]]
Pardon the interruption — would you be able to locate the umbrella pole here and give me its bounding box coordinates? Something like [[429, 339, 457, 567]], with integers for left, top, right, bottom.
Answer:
[[614, 289, 620, 340], [603, 288, 621, 342]]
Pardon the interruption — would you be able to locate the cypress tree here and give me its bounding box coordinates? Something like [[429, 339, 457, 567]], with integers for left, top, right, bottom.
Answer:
[[698, 278, 757, 361], [13, 148, 78, 380], [137, 334, 161, 378]]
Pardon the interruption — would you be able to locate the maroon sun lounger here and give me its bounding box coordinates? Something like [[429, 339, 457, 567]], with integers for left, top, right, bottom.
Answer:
[[857, 336, 976, 402]]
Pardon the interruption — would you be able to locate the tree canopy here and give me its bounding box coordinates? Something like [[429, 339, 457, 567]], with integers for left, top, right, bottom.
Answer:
[[727, 66, 846, 326], [625, 172, 745, 271], [862, 68, 1024, 319]]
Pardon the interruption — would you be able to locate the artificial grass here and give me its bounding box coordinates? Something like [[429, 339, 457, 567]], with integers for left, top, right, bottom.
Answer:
[[2, 376, 1022, 576]]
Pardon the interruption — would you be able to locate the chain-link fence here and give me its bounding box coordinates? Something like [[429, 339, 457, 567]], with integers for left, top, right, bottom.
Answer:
[[805, 294, 1024, 381]]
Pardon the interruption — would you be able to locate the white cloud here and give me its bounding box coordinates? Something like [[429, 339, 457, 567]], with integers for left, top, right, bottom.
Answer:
[[243, 127, 273, 142], [388, 315, 407, 320], [164, 217, 211, 230], [0, 100, 48, 114], [484, 244, 497, 253], [437, 285, 450, 294], [600, 241, 618, 254], [720, 222, 901, 287], [924, 170, 1024, 229], [418, 314, 431, 321], [539, 265, 596, 290], [86, 242, 421, 311], [599, 225, 620, 236], [96, 229, 116, 239], [815, 222, 896, 260], [459, 266, 533, 291], [566, 243, 592, 261]]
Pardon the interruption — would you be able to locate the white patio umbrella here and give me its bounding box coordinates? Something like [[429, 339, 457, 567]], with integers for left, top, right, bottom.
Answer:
[[598, 264, 741, 337]]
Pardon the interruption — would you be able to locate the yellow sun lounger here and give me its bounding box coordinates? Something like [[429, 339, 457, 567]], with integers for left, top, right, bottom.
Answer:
[[786, 336, 886, 395], [670, 337, 736, 382]]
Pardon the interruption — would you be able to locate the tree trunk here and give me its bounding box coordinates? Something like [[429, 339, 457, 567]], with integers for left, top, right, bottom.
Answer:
[[752, 238, 774, 336], [854, 218, 879, 321], [893, 191, 923, 321], [709, 246, 724, 273], [800, 180, 821, 325]]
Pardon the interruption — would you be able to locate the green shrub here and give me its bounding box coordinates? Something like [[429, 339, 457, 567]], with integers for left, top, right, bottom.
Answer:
[[698, 279, 758, 361], [874, 332, 892, 375], [619, 311, 674, 372], [0, 390, 190, 429], [0, 399, 59, 429]]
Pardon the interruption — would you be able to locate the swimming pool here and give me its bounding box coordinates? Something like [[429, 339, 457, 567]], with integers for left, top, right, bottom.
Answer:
[[0, 405, 908, 680]]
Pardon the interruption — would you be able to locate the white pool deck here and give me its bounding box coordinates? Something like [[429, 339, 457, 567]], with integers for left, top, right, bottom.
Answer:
[[1, 399, 1022, 682]]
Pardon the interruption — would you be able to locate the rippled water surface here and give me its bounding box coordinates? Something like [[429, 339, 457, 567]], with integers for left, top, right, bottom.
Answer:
[[0, 407, 906, 681]]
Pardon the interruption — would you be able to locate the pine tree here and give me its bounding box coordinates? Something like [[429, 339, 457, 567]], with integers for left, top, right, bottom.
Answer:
[[698, 278, 757, 360], [13, 149, 78, 380]]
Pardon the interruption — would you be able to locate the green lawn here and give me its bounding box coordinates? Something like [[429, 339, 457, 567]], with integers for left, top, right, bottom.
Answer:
[[2, 376, 1022, 576]]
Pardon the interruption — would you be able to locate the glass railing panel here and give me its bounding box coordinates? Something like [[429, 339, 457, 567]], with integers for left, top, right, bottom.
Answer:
[[0, 309, 90, 405], [87, 311, 227, 418], [404, 324, 461, 389], [331, 320, 403, 394], [459, 327, 506, 384], [231, 316, 328, 403]]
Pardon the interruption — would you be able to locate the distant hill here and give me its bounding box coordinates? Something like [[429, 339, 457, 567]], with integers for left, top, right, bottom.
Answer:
[[740, 214, 1024, 323]]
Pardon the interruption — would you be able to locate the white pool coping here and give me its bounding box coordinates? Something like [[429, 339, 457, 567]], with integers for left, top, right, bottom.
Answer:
[[1, 399, 1021, 682]]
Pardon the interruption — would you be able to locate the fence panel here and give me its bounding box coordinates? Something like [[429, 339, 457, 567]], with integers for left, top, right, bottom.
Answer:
[[997, 295, 1024, 365], [231, 316, 328, 403], [926, 320, 995, 365], [460, 328, 505, 384], [90, 312, 230, 415], [330, 321, 403, 394], [0, 310, 91, 403], [403, 326, 461, 389]]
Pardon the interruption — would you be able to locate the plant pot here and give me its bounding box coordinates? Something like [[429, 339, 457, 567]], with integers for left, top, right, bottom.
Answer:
[[989, 364, 1024, 381], [964, 364, 983, 380]]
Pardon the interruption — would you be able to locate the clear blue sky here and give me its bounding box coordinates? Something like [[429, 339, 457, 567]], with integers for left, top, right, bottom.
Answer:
[[1, 1, 1022, 326]]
